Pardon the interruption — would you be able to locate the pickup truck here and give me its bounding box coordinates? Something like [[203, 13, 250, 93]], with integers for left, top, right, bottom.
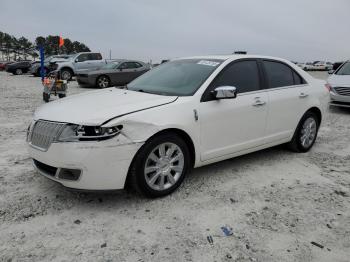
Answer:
[[49, 52, 106, 80]]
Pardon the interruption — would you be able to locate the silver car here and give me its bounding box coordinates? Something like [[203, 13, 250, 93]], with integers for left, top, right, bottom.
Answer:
[[76, 60, 150, 88], [30, 55, 71, 76], [327, 60, 350, 107]]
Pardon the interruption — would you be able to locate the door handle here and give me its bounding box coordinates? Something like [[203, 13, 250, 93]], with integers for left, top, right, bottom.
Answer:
[[252, 100, 266, 107], [299, 92, 309, 98]]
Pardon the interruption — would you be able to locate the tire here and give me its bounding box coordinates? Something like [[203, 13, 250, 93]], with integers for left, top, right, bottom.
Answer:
[[128, 133, 190, 198], [58, 94, 66, 98], [96, 75, 110, 88], [60, 69, 73, 81], [288, 111, 319, 152], [43, 92, 50, 102], [15, 68, 23, 75]]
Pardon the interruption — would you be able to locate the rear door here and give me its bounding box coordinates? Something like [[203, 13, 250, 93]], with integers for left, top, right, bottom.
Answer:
[[117, 62, 139, 84], [199, 59, 269, 161], [87, 53, 104, 70], [262, 59, 309, 142]]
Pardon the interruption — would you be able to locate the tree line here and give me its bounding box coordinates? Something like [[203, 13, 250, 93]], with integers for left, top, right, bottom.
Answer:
[[0, 31, 91, 61]]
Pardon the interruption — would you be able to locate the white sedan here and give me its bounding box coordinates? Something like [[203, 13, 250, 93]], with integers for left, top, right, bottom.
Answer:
[[27, 55, 329, 197]]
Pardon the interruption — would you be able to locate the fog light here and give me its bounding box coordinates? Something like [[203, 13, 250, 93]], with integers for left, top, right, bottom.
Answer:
[[58, 168, 81, 181]]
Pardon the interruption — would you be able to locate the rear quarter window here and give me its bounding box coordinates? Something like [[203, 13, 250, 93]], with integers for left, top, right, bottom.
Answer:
[[263, 60, 306, 88]]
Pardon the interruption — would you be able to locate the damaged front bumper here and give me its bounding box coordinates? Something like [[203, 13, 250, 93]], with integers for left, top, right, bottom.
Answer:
[[28, 133, 143, 190]]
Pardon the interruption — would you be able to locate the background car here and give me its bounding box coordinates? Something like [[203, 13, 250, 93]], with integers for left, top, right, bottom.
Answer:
[[301, 62, 315, 71], [76, 60, 150, 88], [313, 61, 333, 71], [49, 52, 105, 80], [327, 60, 350, 107], [0, 61, 14, 71], [5, 60, 32, 75], [30, 55, 71, 77]]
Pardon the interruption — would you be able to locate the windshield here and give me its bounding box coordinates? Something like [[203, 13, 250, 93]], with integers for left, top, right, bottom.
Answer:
[[102, 62, 119, 69], [128, 59, 223, 96], [336, 62, 350, 75]]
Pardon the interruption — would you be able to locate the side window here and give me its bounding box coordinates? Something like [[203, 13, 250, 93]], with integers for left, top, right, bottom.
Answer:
[[134, 62, 143, 68], [126, 62, 137, 69], [119, 63, 128, 69], [293, 71, 306, 85], [210, 60, 260, 94], [88, 53, 102, 60], [263, 60, 294, 88], [76, 54, 88, 62]]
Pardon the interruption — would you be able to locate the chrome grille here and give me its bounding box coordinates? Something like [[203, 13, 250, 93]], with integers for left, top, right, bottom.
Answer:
[[29, 120, 66, 151], [334, 86, 350, 96]]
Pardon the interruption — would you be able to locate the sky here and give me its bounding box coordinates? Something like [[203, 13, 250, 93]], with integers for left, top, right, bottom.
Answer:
[[0, 0, 349, 63]]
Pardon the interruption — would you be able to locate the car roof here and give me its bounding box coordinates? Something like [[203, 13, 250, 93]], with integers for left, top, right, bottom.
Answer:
[[175, 54, 293, 63]]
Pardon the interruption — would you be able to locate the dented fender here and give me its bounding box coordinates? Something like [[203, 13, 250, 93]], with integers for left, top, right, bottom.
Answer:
[[103, 120, 161, 144]]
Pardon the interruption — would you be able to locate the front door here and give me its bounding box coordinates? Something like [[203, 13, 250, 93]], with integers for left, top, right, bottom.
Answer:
[[74, 54, 90, 73], [261, 60, 310, 142], [199, 60, 268, 161]]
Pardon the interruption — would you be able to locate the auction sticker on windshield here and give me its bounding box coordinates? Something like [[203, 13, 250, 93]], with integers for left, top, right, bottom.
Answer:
[[197, 60, 220, 67]]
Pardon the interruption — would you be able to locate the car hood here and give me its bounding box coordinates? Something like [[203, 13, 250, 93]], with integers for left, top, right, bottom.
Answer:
[[34, 88, 177, 125], [328, 74, 350, 86]]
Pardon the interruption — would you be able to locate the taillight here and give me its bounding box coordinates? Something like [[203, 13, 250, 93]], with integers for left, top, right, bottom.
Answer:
[[325, 83, 332, 92]]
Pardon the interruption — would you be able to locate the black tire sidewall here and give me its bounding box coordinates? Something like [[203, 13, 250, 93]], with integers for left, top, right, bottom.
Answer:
[[43, 92, 50, 102], [131, 133, 190, 197], [294, 112, 319, 152], [61, 69, 72, 80]]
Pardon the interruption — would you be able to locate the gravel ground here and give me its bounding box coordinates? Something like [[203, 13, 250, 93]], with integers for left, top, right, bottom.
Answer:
[[0, 71, 349, 262]]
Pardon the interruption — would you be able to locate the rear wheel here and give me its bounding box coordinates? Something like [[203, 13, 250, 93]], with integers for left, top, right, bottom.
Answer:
[[15, 68, 23, 75], [58, 93, 66, 98], [96, 75, 110, 88], [288, 111, 319, 152], [128, 133, 190, 198], [43, 92, 50, 102]]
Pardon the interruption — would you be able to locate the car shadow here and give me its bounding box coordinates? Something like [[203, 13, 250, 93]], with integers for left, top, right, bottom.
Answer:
[[42, 144, 293, 207], [328, 105, 350, 114]]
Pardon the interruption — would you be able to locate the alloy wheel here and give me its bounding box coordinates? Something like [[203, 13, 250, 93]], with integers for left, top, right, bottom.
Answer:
[[61, 71, 71, 80], [144, 142, 184, 191], [97, 76, 109, 88], [300, 117, 317, 148]]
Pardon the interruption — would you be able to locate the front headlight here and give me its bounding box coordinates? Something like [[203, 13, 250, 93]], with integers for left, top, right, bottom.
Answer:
[[56, 124, 123, 142]]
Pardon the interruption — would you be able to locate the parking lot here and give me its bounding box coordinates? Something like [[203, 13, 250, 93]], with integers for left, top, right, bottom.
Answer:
[[0, 71, 349, 261]]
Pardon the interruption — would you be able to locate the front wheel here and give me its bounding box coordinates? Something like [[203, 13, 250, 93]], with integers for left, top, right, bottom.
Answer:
[[128, 133, 190, 198], [58, 93, 66, 98], [96, 75, 110, 88], [288, 111, 319, 152], [60, 69, 72, 81]]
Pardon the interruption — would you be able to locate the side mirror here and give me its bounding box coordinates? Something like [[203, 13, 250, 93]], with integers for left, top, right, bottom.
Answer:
[[212, 86, 237, 99], [75, 59, 79, 63], [328, 70, 334, 75]]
